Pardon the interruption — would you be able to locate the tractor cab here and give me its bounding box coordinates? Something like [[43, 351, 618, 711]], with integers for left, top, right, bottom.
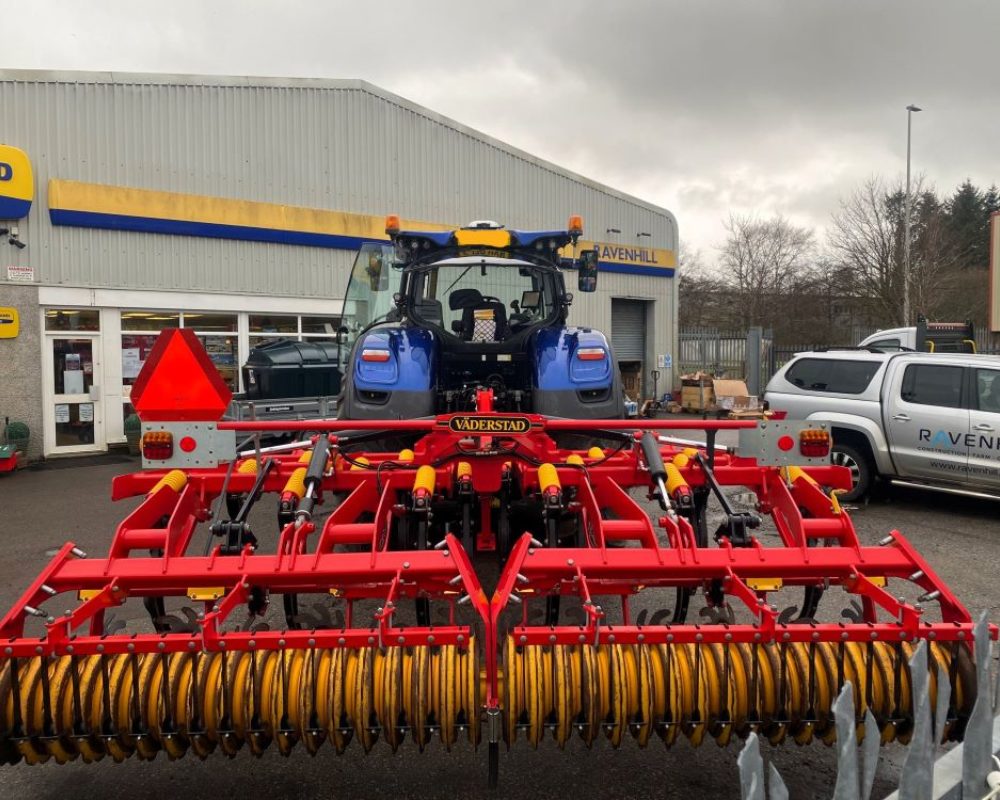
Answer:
[[339, 216, 622, 419], [341, 218, 591, 348]]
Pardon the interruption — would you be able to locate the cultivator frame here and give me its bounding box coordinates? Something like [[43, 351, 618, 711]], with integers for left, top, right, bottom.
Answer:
[[0, 360, 994, 782]]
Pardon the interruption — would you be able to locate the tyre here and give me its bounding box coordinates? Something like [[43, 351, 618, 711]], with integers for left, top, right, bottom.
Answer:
[[830, 443, 872, 502]]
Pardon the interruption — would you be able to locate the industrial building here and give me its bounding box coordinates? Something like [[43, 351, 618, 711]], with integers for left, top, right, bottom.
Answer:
[[0, 70, 678, 459]]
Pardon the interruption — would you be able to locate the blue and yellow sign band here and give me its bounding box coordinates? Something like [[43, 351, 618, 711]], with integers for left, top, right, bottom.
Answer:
[[562, 240, 676, 277], [48, 180, 449, 249], [0, 145, 34, 219], [48, 180, 676, 277]]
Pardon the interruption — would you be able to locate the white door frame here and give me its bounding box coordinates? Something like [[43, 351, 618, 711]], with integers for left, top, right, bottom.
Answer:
[[41, 329, 106, 456]]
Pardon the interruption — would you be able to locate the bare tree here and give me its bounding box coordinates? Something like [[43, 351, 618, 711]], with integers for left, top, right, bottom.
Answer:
[[717, 214, 815, 328], [677, 242, 731, 328], [827, 176, 959, 326]]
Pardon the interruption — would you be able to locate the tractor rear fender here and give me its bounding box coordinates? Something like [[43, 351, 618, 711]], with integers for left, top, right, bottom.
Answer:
[[341, 326, 437, 419], [531, 327, 624, 419]]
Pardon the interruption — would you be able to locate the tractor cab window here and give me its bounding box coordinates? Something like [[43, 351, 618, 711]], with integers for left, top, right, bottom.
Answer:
[[342, 243, 398, 347], [410, 259, 555, 342]]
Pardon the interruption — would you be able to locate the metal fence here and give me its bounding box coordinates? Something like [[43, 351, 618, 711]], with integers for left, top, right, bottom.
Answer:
[[680, 326, 1000, 393], [738, 614, 998, 800], [678, 327, 774, 395]]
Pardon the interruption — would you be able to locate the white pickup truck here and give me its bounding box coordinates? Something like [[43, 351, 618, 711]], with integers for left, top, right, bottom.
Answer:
[[764, 350, 1000, 501], [858, 317, 976, 353]]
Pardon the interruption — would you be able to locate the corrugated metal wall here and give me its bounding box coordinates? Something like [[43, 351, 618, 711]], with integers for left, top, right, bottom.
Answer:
[[0, 71, 677, 381]]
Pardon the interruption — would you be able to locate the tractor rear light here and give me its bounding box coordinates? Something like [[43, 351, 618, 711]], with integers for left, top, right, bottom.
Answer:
[[142, 431, 173, 460], [568, 214, 583, 236], [361, 349, 391, 362], [577, 347, 606, 361], [799, 428, 831, 457]]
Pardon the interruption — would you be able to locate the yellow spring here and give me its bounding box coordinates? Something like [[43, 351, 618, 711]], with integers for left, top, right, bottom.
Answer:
[[537, 463, 560, 493], [398, 449, 415, 463], [566, 454, 584, 466], [413, 465, 436, 495], [0, 643, 479, 764], [237, 459, 259, 475], [148, 469, 187, 496], [283, 467, 307, 500], [672, 453, 690, 469], [298, 451, 313, 464], [664, 463, 688, 495], [587, 447, 605, 460], [350, 456, 370, 471], [456, 461, 473, 480], [502, 639, 971, 750]]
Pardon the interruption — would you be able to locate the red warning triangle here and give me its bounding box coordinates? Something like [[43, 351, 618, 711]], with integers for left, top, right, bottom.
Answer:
[[130, 329, 233, 421]]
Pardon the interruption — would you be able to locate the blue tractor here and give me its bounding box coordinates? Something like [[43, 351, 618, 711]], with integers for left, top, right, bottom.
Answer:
[[338, 216, 624, 422]]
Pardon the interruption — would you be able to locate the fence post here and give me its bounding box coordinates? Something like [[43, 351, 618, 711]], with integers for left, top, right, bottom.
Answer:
[[746, 327, 763, 396]]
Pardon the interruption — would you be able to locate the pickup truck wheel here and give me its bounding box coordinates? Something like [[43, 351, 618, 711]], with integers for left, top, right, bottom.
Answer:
[[830, 444, 871, 502]]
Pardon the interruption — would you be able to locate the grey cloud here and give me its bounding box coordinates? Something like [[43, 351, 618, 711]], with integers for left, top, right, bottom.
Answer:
[[3, 0, 998, 256]]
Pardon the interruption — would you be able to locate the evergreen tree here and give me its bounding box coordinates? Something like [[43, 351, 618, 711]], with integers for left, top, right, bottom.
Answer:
[[944, 180, 986, 268]]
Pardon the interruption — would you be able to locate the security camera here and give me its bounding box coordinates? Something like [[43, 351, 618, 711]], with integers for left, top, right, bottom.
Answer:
[[9, 237, 26, 250]]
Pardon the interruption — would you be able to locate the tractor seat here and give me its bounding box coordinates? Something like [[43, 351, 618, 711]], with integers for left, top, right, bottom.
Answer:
[[448, 289, 507, 341]]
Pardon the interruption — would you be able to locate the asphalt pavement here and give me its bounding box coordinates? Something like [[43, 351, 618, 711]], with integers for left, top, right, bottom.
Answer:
[[0, 453, 997, 800]]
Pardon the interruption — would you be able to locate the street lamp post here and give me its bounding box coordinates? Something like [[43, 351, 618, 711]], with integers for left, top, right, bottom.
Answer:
[[903, 103, 922, 325]]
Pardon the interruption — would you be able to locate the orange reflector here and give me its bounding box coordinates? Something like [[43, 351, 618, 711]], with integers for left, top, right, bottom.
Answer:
[[130, 329, 233, 421], [568, 214, 583, 236], [361, 349, 391, 362], [577, 347, 606, 361], [385, 214, 401, 235], [142, 430, 173, 460], [799, 428, 831, 457]]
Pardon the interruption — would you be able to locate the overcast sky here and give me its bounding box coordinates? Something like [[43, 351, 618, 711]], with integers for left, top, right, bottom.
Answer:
[[3, 0, 999, 262]]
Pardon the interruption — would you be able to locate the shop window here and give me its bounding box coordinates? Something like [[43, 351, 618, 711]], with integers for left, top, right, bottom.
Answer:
[[250, 314, 298, 335], [301, 315, 341, 336], [197, 334, 239, 391], [121, 311, 179, 386], [184, 313, 237, 332], [121, 333, 161, 386], [45, 309, 100, 332], [122, 311, 180, 331]]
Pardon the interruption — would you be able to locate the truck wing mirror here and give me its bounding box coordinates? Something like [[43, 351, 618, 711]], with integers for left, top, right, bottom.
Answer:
[[578, 249, 598, 292]]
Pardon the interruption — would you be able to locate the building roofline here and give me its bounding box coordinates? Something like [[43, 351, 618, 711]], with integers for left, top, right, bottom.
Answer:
[[0, 69, 677, 228]]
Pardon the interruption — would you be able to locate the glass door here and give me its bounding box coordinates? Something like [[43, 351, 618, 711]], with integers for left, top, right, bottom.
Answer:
[[45, 334, 104, 454]]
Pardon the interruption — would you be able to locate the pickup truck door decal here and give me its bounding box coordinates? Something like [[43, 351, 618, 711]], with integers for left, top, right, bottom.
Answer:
[[967, 367, 1000, 488], [885, 362, 969, 482]]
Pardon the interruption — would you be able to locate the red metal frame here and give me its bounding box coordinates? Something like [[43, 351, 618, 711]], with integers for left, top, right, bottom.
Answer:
[[0, 407, 994, 725]]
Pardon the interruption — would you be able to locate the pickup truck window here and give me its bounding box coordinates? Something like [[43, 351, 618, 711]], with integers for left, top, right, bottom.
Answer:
[[868, 338, 901, 351], [784, 358, 881, 394], [976, 368, 1000, 412], [900, 363, 964, 408]]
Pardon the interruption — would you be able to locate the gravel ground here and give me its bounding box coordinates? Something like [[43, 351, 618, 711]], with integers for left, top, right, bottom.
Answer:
[[0, 453, 996, 800]]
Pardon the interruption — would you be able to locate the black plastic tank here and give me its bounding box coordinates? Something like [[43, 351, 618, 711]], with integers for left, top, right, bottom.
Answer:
[[242, 339, 342, 400]]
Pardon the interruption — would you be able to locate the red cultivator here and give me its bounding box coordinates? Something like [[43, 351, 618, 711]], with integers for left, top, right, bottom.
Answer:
[[0, 332, 993, 785]]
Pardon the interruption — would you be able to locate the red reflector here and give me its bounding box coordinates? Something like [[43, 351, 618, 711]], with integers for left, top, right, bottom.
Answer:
[[361, 349, 391, 362], [577, 348, 606, 361], [142, 431, 173, 460], [130, 330, 232, 421], [179, 436, 197, 453], [776, 435, 794, 452]]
